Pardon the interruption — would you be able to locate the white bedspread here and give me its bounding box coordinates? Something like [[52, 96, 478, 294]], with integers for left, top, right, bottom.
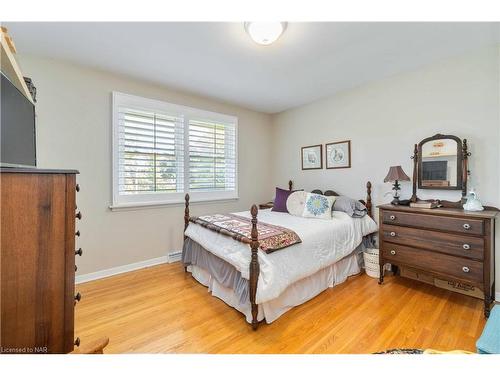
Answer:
[[184, 209, 378, 304]]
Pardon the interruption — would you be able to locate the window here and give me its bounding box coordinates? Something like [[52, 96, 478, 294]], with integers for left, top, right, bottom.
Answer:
[[112, 92, 238, 209], [188, 119, 236, 193]]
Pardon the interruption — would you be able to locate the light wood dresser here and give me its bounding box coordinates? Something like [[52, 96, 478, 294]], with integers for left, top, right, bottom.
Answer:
[[1, 168, 82, 353], [378, 204, 497, 318]]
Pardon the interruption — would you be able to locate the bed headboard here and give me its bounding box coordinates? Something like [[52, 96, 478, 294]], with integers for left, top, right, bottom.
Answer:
[[287, 180, 373, 218]]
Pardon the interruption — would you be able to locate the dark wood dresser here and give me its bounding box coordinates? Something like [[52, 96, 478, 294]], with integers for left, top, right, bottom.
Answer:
[[1, 168, 82, 353], [378, 204, 497, 317]]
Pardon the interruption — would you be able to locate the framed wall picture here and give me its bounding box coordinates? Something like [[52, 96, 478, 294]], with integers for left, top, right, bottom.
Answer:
[[326, 140, 351, 169], [301, 144, 323, 170]]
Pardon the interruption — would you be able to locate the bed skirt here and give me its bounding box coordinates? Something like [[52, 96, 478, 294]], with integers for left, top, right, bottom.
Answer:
[[183, 238, 366, 324], [182, 237, 250, 305]]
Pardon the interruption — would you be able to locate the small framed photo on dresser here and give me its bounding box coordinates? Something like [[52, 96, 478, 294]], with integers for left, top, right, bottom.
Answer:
[[301, 144, 323, 170], [326, 140, 351, 169]]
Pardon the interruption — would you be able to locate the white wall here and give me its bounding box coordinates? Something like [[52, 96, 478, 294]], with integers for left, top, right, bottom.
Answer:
[[18, 55, 273, 275], [271, 46, 500, 296]]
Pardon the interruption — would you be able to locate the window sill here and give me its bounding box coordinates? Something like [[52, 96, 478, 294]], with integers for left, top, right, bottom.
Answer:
[[109, 196, 240, 212]]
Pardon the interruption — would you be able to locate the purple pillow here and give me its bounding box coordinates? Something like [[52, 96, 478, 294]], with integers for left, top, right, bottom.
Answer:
[[272, 187, 295, 213]]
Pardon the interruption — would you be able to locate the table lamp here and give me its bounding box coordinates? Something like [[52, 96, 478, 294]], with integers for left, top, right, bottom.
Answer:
[[384, 166, 411, 205]]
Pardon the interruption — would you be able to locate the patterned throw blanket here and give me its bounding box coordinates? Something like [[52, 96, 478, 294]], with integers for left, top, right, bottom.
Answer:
[[189, 214, 302, 253]]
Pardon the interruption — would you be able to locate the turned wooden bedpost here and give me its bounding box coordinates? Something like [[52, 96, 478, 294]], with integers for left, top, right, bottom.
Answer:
[[366, 181, 372, 218], [183, 194, 190, 272], [249, 204, 260, 331], [184, 193, 190, 238], [288, 180, 293, 191]]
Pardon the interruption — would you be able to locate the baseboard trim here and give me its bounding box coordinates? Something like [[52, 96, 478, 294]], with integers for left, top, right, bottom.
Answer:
[[76, 256, 168, 284], [168, 251, 182, 263]]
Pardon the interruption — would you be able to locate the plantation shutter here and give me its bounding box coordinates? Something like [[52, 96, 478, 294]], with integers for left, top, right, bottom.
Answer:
[[112, 92, 238, 208], [117, 107, 185, 195], [188, 119, 236, 193]]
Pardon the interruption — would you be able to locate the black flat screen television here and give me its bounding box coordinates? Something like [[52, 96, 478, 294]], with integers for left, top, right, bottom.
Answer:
[[422, 160, 447, 181], [1, 71, 36, 167]]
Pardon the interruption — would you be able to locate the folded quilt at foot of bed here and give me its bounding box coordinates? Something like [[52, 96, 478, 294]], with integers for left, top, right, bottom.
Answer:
[[189, 213, 302, 253]]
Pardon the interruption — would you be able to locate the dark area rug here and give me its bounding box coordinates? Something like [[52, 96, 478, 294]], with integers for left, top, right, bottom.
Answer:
[[374, 348, 424, 354]]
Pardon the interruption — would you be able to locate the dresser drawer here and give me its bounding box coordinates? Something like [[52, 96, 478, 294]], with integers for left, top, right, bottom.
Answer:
[[382, 244, 483, 284], [382, 210, 484, 235], [381, 224, 484, 260]]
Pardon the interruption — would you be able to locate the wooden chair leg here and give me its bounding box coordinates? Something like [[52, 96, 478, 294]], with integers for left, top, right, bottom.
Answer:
[[70, 337, 109, 354]]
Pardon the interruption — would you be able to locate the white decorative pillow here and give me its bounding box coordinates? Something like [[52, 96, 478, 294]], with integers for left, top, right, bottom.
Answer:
[[286, 191, 308, 217], [302, 192, 336, 219]]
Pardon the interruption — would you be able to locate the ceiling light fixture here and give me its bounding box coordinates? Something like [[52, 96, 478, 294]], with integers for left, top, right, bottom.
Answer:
[[244, 22, 287, 46]]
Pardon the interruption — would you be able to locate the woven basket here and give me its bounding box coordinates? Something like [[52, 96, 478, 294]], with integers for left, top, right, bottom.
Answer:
[[363, 248, 380, 278]]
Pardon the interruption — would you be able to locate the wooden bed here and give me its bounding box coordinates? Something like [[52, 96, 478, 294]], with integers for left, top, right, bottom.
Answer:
[[183, 180, 373, 330]]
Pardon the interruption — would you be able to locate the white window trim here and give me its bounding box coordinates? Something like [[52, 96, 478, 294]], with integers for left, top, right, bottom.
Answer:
[[110, 91, 239, 210]]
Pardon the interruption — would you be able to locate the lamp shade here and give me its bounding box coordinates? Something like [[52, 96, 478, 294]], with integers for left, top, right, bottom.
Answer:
[[384, 166, 410, 182]]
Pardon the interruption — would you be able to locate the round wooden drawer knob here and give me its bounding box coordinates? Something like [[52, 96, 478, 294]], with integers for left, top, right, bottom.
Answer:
[[75, 230, 81, 237], [76, 211, 82, 220], [75, 248, 83, 256]]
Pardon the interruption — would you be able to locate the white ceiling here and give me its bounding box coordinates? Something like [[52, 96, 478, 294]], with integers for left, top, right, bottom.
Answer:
[[5, 22, 500, 114]]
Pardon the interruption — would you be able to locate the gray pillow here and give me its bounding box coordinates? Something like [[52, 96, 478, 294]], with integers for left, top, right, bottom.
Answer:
[[332, 196, 367, 218]]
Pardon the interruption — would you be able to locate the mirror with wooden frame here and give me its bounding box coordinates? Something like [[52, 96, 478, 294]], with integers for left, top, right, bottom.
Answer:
[[410, 134, 470, 208], [418, 134, 463, 190]]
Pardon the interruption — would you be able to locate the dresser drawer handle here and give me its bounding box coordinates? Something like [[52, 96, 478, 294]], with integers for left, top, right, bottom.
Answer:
[[74, 337, 80, 347], [390, 250, 396, 255], [75, 230, 81, 237], [389, 215, 396, 220], [463, 223, 471, 230], [76, 184, 80, 192], [389, 231, 396, 237], [75, 292, 81, 302], [463, 244, 470, 250], [75, 248, 83, 256], [76, 211, 82, 220], [462, 266, 470, 273]]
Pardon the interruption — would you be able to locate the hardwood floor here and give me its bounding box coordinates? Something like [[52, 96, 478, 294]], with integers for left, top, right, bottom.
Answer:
[[75, 263, 486, 353]]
